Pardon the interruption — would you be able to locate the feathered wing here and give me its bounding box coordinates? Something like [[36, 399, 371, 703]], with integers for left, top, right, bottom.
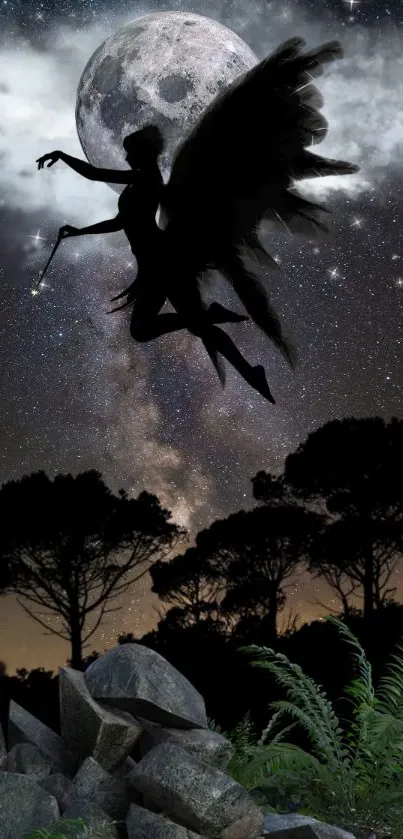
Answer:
[[160, 37, 359, 367]]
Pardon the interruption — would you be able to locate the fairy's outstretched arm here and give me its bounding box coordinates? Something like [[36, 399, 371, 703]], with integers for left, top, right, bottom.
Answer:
[[60, 216, 123, 238], [36, 151, 133, 184]]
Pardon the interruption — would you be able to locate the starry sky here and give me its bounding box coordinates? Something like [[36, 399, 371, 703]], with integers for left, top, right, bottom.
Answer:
[[0, 0, 401, 675]]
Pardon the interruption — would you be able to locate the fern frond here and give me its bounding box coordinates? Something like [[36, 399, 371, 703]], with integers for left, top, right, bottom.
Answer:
[[258, 708, 298, 746], [240, 644, 349, 767], [326, 617, 375, 712], [376, 642, 403, 716]]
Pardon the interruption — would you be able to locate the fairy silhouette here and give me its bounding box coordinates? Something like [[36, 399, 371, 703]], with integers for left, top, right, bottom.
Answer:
[[36, 37, 359, 403]]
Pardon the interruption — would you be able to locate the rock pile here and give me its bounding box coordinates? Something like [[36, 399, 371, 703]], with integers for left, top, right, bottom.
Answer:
[[0, 643, 264, 839], [0, 643, 358, 839]]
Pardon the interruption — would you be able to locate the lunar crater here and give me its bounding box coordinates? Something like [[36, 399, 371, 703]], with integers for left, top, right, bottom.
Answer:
[[158, 74, 194, 103]]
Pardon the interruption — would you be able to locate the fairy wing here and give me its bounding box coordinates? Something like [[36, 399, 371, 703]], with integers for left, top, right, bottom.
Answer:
[[161, 37, 359, 366]]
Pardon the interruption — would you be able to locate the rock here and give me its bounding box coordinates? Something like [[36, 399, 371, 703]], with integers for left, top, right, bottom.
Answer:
[[221, 809, 265, 839], [62, 797, 122, 838], [39, 771, 75, 812], [5, 741, 53, 780], [0, 641, 354, 839], [84, 643, 208, 728], [138, 717, 234, 769], [262, 813, 357, 839], [126, 802, 205, 839], [59, 665, 143, 771], [66, 755, 133, 821], [126, 741, 264, 838], [0, 771, 59, 839], [8, 698, 75, 776]]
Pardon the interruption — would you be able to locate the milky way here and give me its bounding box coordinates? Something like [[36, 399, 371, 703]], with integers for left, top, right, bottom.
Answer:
[[0, 0, 401, 673]]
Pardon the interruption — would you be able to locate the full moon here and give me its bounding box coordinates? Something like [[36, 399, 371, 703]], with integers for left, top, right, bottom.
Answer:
[[75, 11, 258, 191]]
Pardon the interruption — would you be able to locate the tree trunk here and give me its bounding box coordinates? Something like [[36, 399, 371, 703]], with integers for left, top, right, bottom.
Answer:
[[363, 544, 374, 622], [265, 585, 279, 642], [69, 602, 84, 671]]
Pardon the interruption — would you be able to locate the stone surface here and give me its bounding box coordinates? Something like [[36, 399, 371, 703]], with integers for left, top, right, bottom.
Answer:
[[0, 771, 60, 839], [221, 809, 265, 839], [5, 741, 53, 780], [126, 741, 264, 838], [262, 813, 357, 839], [59, 665, 143, 771], [62, 797, 121, 838], [66, 755, 134, 821], [126, 802, 205, 838], [138, 717, 234, 769], [39, 771, 75, 812], [84, 644, 208, 729], [8, 698, 75, 776]]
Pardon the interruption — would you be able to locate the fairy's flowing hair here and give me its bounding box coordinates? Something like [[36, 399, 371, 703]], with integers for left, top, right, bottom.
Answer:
[[123, 124, 165, 158]]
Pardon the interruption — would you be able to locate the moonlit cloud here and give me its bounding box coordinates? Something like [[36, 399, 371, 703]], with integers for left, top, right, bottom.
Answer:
[[0, 8, 402, 229], [0, 27, 117, 224]]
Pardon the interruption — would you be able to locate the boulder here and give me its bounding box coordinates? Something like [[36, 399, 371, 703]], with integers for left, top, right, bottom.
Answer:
[[8, 698, 75, 776], [262, 813, 357, 839], [39, 771, 75, 812], [59, 665, 143, 771], [137, 717, 234, 769], [62, 797, 122, 838], [126, 741, 264, 838], [0, 771, 59, 839], [84, 643, 208, 728], [5, 741, 53, 779], [126, 802, 205, 839], [66, 755, 134, 821]]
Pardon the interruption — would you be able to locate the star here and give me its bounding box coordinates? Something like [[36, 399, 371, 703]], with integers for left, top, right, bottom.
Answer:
[[28, 230, 46, 247]]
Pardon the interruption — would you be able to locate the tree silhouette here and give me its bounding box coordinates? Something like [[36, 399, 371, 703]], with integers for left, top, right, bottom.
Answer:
[[283, 417, 403, 621], [149, 545, 226, 629], [199, 506, 323, 641], [0, 470, 183, 669], [151, 505, 322, 643]]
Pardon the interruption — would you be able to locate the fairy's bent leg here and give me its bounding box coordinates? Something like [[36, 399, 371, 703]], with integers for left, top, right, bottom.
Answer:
[[193, 322, 275, 403], [165, 282, 273, 400], [130, 299, 248, 342]]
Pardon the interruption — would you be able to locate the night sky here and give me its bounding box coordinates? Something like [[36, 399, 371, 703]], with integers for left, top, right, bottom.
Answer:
[[0, 0, 401, 675]]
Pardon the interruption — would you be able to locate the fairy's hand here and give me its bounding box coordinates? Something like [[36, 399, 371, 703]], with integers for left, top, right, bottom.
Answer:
[[59, 225, 79, 238], [36, 151, 61, 170]]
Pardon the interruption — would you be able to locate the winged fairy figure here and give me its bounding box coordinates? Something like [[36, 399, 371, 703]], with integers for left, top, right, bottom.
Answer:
[[36, 37, 359, 403]]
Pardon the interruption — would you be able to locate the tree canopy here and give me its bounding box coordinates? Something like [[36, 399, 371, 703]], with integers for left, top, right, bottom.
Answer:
[[283, 417, 403, 619], [0, 470, 184, 669], [151, 503, 322, 641]]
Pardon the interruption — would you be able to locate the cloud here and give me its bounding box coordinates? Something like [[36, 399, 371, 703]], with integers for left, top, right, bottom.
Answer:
[[0, 8, 401, 229], [0, 25, 117, 226]]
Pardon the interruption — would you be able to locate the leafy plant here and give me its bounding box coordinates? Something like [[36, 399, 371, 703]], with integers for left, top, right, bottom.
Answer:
[[210, 616, 403, 839], [21, 816, 123, 839], [21, 819, 90, 839]]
